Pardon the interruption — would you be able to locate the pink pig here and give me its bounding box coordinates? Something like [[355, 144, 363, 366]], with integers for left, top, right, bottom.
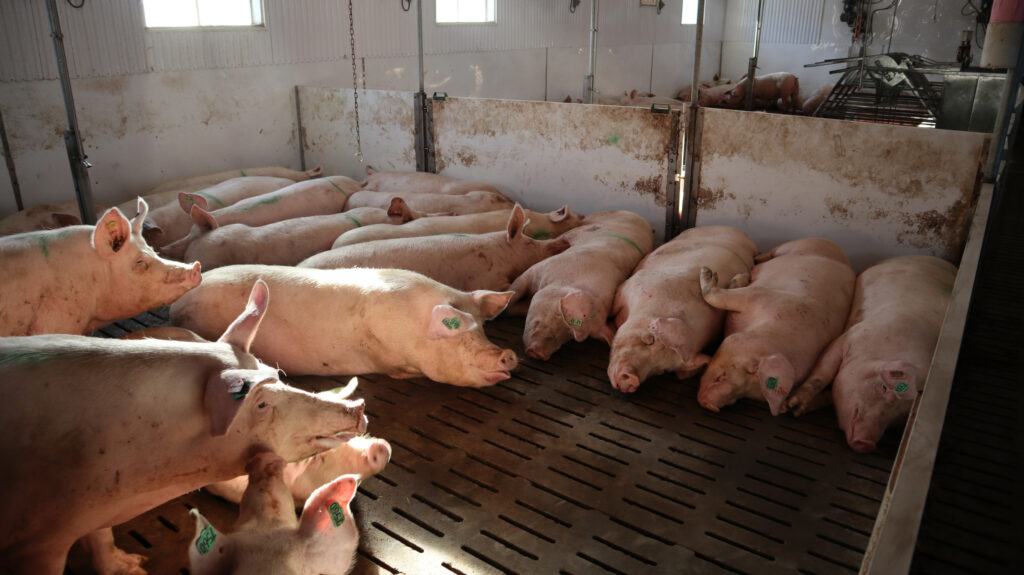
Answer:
[[507, 210, 654, 360], [698, 238, 855, 415], [722, 73, 800, 111], [786, 255, 956, 452], [0, 201, 108, 237], [607, 225, 758, 393], [170, 265, 518, 387], [189, 453, 361, 575], [331, 205, 583, 249], [159, 176, 362, 260], [181, 199, 420, 270], [345, 189, 513, 215], [206, 434, 391, 506], [0, 198, 201, 336], [299, 204, 570, 293], [142, 176, 296, 249], [360, 166, 500, 195]]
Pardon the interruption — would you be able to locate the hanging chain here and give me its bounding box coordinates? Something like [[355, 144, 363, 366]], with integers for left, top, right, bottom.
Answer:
[[348, 0, 363, 163]]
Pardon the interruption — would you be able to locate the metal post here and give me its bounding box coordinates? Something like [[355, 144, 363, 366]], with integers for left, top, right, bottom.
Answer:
[[744, 0, 765, 110], [46, 0, 96, 224], [679, 0, 706, 237], [0, 110, 23, 211], [583, 0, 598, 104], [414, 0, 435, 173]]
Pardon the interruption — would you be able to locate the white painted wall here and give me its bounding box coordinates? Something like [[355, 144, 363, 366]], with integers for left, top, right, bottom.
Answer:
[[721, 0, 980, 92], [0, 0, 727, 218]]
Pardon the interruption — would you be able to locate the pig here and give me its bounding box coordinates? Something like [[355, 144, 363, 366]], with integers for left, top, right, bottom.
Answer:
[[331, 205, 584, 249], [159, 176, 362, 260], [181, 199, 420, 270], [0, 201, 108, 237], [0, 280, 367, 574], [0, 198, 201, 336], [114, 166, 322, 216], [147, 165, 323, 196], [360, 166, 500, 195], [607, 226, 758, 393], [507, 211, 654, 360], [298, 204, 571, 293], [785, 255, 956, 452], [142, 176, 296, 249], [697, 81, 739, 107], [205, 434, 391, 506], [723, 73, 800, 111], [344, 189, 513, 215], [170, 265, 518, 387], [189, 453, 361, 575], [799, 84, 832, 116], [698, 238, 855, 415]]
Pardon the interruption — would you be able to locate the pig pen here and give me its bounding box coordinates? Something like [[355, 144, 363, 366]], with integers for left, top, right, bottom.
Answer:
[[63, 92, 990, 575]]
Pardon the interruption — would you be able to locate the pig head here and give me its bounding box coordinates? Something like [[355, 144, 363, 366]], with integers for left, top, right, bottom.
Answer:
[[698, 335, 795, 416], [834, 360, 920, 453], [190, 453, 361, 575], [608, 317, 712, 393], [522, 287, 613, 361]]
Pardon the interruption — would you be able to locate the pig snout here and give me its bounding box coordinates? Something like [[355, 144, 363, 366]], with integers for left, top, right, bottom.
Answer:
[[845, 408, 879, 453], [175, 261, 202, 288], [525, 342, 552, 361], [697, 384, 730, 413], [612, 368, 641, 394], [480, 348, 517, 385], [367, 440, 392, 473]]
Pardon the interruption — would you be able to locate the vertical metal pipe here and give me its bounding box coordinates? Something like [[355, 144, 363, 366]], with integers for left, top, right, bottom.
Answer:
[[744, 0, 765, 110], [294, 86, 306, 171], [584, 0, 598, 104], [46, 0, 96, 224], [417, 0, 425, 94], [679, 0, 706, 237], [0, 110, 23, 211]]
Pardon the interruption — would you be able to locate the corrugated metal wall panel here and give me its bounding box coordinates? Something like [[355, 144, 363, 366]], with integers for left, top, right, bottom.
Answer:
[[0, 0, 724, 81], [726, 0, 825, 44]]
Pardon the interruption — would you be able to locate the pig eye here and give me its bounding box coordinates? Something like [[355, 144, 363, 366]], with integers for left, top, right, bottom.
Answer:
[[257, 401, 268, 409], [134, 258, 149, 271]]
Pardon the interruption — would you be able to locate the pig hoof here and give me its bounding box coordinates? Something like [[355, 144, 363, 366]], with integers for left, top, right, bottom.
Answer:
[[699, 267, 717, 295], [728, 273, 750, 288], [368, 440, 392, 472]]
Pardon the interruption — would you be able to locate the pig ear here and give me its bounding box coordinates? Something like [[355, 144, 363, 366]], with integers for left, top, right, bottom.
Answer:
[[51, 212, 81, 228], [650, 317, 692, 360], [559, 290, 595, 342], [218, 279, 270, 352], [188, 508, 230, 572], [877, 362, 919, 402], [428, 305, 478, 339], [550, 205, 570, 223], [204, 369, 276, 436], [189, 205, 218, 231], [131, 197, 149, 235], [92, 207, 132, 258], [298, 474, 358, 538], [759, 354, 795, 416], [179, 192, 208, 214], [471, 290, 514, 319], [505, 204, 527, 243]]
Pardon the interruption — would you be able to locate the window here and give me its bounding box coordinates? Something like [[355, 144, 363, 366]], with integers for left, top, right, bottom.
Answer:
[[142, 0, 264, 28], [681, 0, 698, 25], [436, 0, 496, 24]]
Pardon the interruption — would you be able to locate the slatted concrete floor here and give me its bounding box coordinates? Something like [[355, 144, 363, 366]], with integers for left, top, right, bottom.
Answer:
[[67, 310, 897, 574]]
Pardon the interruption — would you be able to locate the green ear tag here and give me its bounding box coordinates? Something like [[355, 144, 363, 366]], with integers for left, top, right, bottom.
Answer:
[[894, 382, 909, 393], [230, 381, 251, 400], [765, 377, 779, 391], [569, 318, 583, 327], [184, 196, 194, 203], [328, 501, 345, 527], [196, 524, 217, 555], [441, 317, 462, 330], [528, 229, 551, 240]]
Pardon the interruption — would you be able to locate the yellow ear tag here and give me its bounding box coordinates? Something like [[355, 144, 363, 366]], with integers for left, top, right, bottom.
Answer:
[[107, 221, 118, 230]]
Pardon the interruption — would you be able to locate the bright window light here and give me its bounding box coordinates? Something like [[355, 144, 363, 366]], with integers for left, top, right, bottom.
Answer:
[[143, 0, 264, 28], [682, 0, 698, 25], [436, 0, 496, 24]]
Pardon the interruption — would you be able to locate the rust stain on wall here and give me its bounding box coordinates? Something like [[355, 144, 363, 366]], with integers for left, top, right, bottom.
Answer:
[[633, 175, 665, 206], [898, 196, 973, 261], [696, 187, 736, 211], [457, 150, 478, 167]]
